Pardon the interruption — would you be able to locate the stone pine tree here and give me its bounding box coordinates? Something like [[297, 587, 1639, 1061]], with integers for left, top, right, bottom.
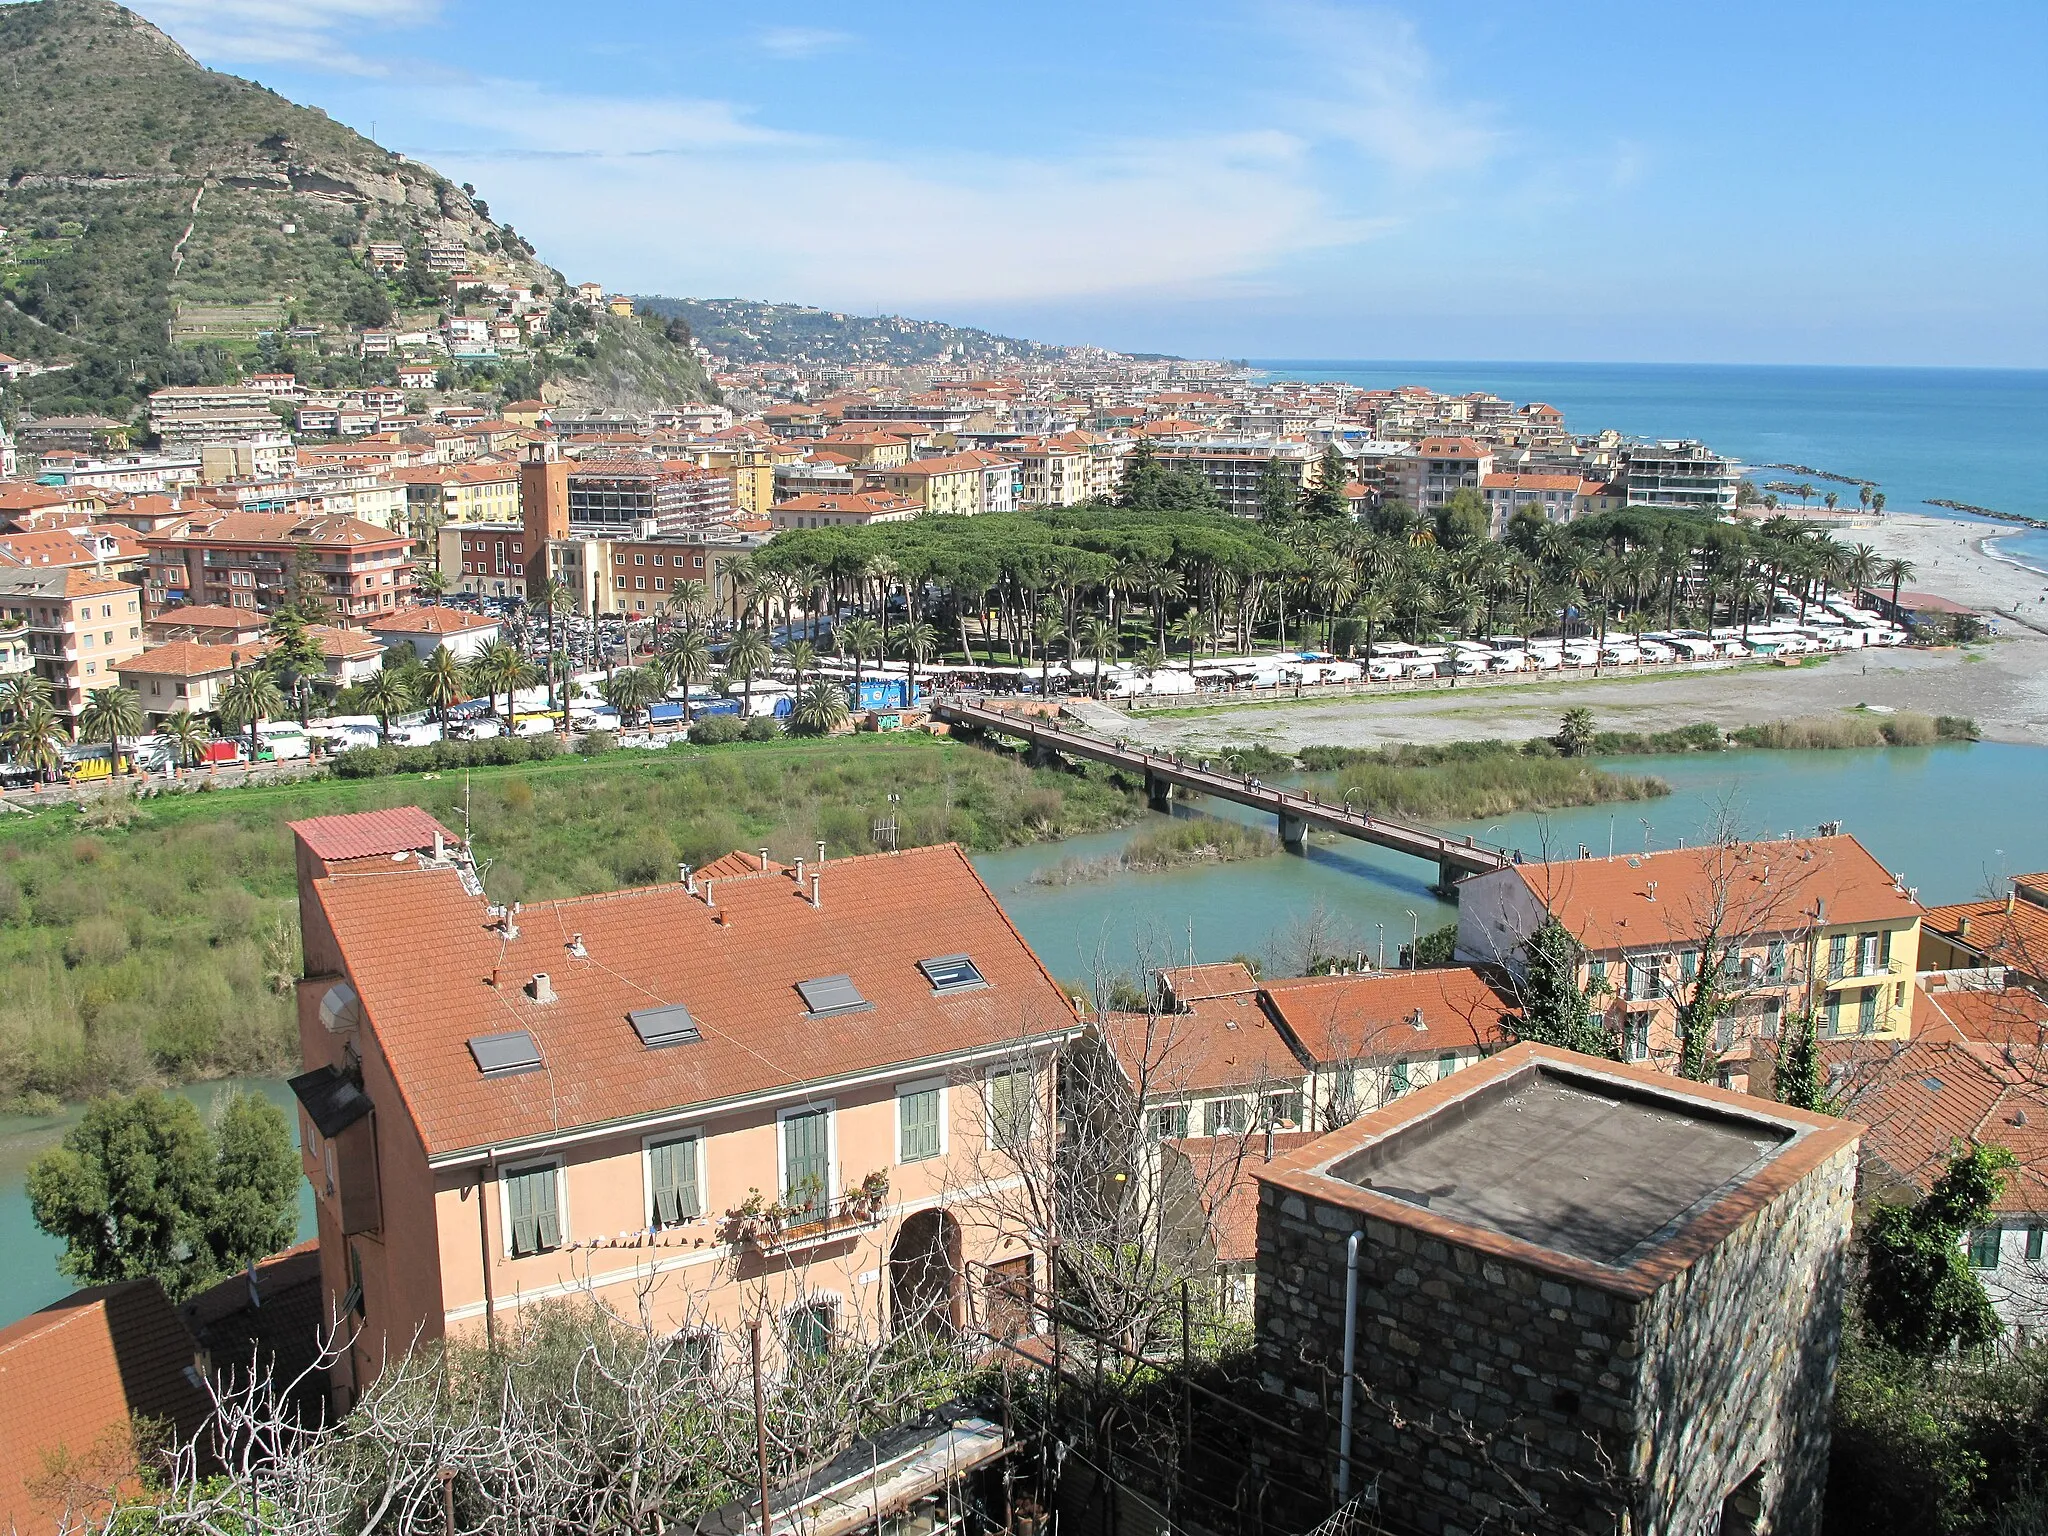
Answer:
[[1505, 914, 1617, 1059], [1859, 1142, 2015, 1355], [1298, 444, 1352, 521], [28, 1089, 300, 1300]]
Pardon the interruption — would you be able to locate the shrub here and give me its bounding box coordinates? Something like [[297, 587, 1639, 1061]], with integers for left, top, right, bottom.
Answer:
[[688, 715, 744, 745], [329, 736, 561, 778], [577, 729, 616, 757], [741, 716, 781, 742]]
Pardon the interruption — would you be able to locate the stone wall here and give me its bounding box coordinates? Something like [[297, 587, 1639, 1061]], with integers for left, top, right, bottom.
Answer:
[[1631, 1144, 1858, 1536], [1249, 1150, 1859, 1536]]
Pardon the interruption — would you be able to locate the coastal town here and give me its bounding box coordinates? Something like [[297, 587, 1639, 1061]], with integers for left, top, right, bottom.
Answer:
[[0, 0, 2042, 1532]]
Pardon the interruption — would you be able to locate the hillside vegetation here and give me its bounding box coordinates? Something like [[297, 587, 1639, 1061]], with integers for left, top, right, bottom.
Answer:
[[636, 296, 1078, 369], [0, 0, 709, 420]]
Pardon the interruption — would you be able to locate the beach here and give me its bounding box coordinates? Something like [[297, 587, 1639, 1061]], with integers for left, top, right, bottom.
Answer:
[[1852, 512, 2048, 626]]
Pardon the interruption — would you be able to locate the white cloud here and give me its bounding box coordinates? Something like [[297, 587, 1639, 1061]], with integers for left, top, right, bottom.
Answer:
[[755, 26, 854, 60], [1275, 4, 1505, 180], [135, 0, 441, 75]]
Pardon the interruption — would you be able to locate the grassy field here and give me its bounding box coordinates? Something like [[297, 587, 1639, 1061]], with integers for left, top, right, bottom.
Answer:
[[0, 736, 1141, 1109]]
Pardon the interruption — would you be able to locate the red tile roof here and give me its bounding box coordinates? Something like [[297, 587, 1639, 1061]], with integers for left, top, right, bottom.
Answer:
[[1161, 962, 1260, 1004], [1099, 992, 1302, 1097], [0, 1280, 210, 1534], [1500, 835, 1920, 954], [368, 607, 500, 635], [1923, 887, 2048, 981], [307, 834, 1079, 1158], [1260, 967, 1510, 1065], [1913, 980, 2048, 1052], [289, 806, 458, 863], [118, 640, 269, 680]]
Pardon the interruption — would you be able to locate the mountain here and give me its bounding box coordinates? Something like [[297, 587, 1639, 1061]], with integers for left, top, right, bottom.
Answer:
[[634, 296, 1087, 370], [0, 0, 712, 421]]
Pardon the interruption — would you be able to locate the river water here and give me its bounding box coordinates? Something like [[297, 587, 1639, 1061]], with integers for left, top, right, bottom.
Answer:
[[4, 740, 2043, 1326]]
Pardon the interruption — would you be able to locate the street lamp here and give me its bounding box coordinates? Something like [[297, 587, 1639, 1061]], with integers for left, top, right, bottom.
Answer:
[[1404, 908, 1418, 970]]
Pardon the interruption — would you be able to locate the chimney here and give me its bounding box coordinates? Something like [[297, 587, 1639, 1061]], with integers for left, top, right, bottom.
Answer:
[[1815, 897, 1826, 925], [703, 878, 715, 909], [528, 972, 556, 1004], [433, 829, 446, 861], [2008, 891, 2017, 916], [679, 862, 693, 891], [567, 933, 586, 958], [816, 840, 827, 865], [1263, 1123, 1275, 1162], [793, 856, 806, 884], [810, 870, 822, 909], [1959, 915, 1971, 939], [1646, 880, 1657, 902], [758, 847, 770, 871]]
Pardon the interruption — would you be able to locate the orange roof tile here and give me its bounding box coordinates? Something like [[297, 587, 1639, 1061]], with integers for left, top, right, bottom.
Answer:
[[118, 639, 269, 679], [1099, 992, 1302, 1097], [367, 607, 500, 635], [0, 1281, 210, 1534], [308, 835, 1079, 1158], [1914, 980, 2048, 1052], [1502, 836, 1920, 954], [1260, 967, 1510, 1065], [1923, 890, 2048, 980], [290, 806, 458, 862]]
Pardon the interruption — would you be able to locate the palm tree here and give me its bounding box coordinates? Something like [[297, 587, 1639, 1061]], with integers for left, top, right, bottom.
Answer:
[[468, 639, 528, 725], [1871, 491, 1886, 515], [657, 627, 713, 723], [357, 669, 414, 745], [1823, 491, 1839, 511], [664, 579, 710, 633], [218, 668, 286, 763], [1879, 556, 1915, 618], [419, 648, 467, 726], [1077, 617, 1117, 698], [722, 626, 773, 715], [600, 666, 659, 727], [77, 685, 144, 775], [785, 639, 817, 692], [839, 617, 882, 705], [788, 680, 851, 737], [7, 703, 66, 783], [0, 673, 52, 727], [1844, 543, 1879, 606], [154, 709, 207, 776], [1354, 589, 1393, 666], [1858, 485, 1873, 513], [894, 621, 938, 703], [1030, 614, 1065, 697], [416, 566, 450, 602], [529, 573, 568, 714]]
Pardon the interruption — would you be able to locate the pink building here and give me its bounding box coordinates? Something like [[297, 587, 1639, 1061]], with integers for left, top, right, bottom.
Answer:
[[287, 810, 1076, 1409]]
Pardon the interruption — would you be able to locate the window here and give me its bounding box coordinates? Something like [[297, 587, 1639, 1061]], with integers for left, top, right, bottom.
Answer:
[[504, 1162, 562, 1257], [2026, 1226, 2045, 1263], [1968, 1228, 2003, 1269], [1681, 949, 1699, 982], [1828, 933, 1847, 981], [1152, 1104, 1190, 1140], [647, 1135, 700, 1227], [1262, 1091, 1302, 1128], [781, 1108, 830, 1217], [898, 1082, 942, 1162], [1858, 987, 1880, 1034], [1859, 933, 1879, 976], [1623, 1016, 1650, 1061], [1880, 929, 1893, 969], [1388, 1061, 1411, 1098], [1210, 1097, 1249, 1134], [918, 955, 985, 993], [1437, 1051, 1459, 1081], [987, 1067, 1035, 1146], [1588, 958, 1608, 991], [1766, 940, 1787, 981], [787, 1302, 834, 1361]]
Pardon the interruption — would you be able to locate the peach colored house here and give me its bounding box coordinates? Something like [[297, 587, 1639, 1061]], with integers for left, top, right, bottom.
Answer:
[[288, 809, 1076, 1409]]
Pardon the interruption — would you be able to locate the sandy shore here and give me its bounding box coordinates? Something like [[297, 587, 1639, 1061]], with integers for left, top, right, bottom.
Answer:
[[1847, 512, 2048, 624]]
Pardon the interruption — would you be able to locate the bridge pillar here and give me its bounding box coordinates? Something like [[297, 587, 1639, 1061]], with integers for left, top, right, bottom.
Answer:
[[1027, 742, 1060, 769], [1145, 772, 1173, 812], [1434, 859, 1462, 898], [1278, 812, 1308, 854]]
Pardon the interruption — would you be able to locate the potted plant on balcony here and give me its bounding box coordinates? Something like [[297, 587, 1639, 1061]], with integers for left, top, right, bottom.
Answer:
[[846, 1168, 890, 1221]]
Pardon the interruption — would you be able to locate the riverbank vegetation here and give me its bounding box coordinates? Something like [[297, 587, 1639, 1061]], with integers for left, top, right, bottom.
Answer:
[[1030, 817, 1277, 885], [1295, 741, 1670, 821], [1730, 712, 1978, 749], [0, 736, 1139, 1108]]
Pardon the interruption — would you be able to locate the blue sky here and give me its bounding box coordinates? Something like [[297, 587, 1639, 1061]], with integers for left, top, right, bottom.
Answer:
[[131, 0, 2047, 366]]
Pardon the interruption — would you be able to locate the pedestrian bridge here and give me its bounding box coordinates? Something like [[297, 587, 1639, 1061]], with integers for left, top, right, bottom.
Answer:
[[933, 699, 1514, 893]]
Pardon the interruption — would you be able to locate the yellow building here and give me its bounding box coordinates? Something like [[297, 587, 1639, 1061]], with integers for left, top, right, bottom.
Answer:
[[395, 463, 523, 546]]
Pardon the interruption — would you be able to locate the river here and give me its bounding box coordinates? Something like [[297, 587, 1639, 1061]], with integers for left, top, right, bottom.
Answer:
[[3, 740, 2043, 1327]]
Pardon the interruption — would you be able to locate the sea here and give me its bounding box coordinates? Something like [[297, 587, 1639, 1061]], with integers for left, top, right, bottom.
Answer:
[[1250, 361, 2048, 574]]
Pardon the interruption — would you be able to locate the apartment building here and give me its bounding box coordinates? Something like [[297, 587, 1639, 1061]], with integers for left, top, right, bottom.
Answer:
[[0, 568, 146, 719], [394, 462, 523, 545], [438, 519, 529, 600], [874, 451, 1017, 516], [140, 512, 415, 620], [814, 430, 914, 469], [286, 811, 1078, 1407], [1010, 434, 1097, 508], [1409, 436, 1494, 510], [1920, 872, 2048, 991], [1150, 439, 1312, 517], [1456, 835, 1923, 1079], [146, 385, 276, 444], [367, 607, 501, 662], [1478, 472, 1605, 534], [771, 491, 920, 530], [117, 639, 269, 721], [1621, 440, 1741, 512]]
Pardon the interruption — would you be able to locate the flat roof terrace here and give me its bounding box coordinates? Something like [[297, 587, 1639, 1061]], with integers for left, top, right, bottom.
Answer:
[[1333, 1071, 1789, 1266], [1260, 1043, 1863, 1296]]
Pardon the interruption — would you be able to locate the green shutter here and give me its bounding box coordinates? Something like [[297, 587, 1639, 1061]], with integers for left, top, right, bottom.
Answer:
[[675, 1135, 700, 1218], [532, 1167, 560, 1250], [900, 1089, 940, 1162], [651, 1138, 695, 1227], [784, 1110, 828, 1213]]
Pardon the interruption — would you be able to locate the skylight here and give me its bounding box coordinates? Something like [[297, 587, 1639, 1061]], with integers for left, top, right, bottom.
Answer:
[[469, 1030, 542, 1076], [629, 1003, 700, 1048], [796, 974, 871, 1017], [918, 955, 986, 993]]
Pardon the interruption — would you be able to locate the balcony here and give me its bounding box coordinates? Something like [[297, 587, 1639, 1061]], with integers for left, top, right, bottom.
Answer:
[[725, 1176, 888, 1256]]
